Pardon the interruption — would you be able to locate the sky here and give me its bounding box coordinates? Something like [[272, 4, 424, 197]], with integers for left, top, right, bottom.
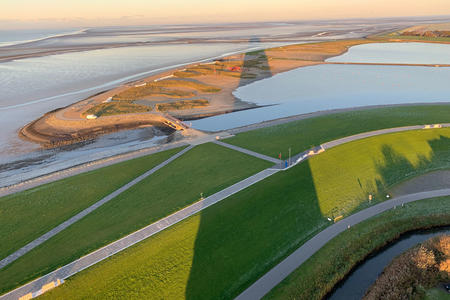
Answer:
[[1, 0, 450, 29]]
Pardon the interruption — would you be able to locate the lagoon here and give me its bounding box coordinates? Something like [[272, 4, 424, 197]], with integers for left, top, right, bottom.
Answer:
[[192, 43, 450, 132]]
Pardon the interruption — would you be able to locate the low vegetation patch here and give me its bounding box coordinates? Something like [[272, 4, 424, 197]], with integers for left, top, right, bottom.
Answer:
[[174, 70, 202, 78], [364, 234, 450, 300], [113, 79, 220, 101], [113, 85, 195, 100], [0, 147, 183, 263], [156, 99, 209, 112], [84, 101, 151, 117], [155, 79, 221, 93], [265, 197, 450, 300]]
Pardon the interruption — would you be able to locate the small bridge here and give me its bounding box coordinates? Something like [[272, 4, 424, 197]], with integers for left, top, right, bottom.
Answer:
[[161, 114, 189, 131]]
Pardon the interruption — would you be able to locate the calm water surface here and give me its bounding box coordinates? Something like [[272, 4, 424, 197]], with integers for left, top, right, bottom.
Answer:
[[327, 42, 450, 65], [328, 228, 450, 300], [192, 42, 450, 131]]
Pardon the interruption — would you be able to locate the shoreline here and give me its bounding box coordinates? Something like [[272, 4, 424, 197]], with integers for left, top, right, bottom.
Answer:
[[3, 101, 450, 195], [19, 38, 373, 147], [19, 35, 450, 148]]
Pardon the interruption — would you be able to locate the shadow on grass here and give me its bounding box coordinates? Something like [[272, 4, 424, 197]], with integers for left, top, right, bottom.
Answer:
[[375, 135, 450, 197], [185, 161, 325, 299], [185, 134, 450, 299]]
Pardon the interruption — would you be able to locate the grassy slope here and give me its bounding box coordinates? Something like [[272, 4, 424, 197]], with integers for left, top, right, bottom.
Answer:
[[225, 105, 450, 159], [0, 147, 183, 261], [32, 128, 450, 299], [308, 128, 450, 217], [0, 143, 271, 294], [265, 197, 450, 300]]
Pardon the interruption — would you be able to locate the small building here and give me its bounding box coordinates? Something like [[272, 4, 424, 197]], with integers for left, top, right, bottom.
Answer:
[[86, 114, 97, 120]]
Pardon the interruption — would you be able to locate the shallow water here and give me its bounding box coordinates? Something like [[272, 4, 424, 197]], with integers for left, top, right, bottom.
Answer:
[[0, 42, 285, 159], [192, 43, 450, 131], [327, 42, 450, 65], [327, 228, 450, 300]]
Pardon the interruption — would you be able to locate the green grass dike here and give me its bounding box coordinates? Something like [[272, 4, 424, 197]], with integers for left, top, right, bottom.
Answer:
[[0, 146, 184, 262], [21, 126, 450, 299], [0, 142, 272, 295], [225, 105, 450, 159], [265, 197, 450, 300]]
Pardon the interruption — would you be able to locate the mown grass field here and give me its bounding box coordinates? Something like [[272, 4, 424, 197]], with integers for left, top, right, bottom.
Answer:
[[29, 128, 450, 300], [225, 105, 450, 159], [0, 143, 272, 294], [0, 146, 183, 262], [308, 128, 450, 217], [265, 197, 450, 300]]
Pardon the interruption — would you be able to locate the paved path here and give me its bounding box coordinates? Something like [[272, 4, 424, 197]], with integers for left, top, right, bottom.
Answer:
[[235, 189, 450, 300], [321, 124, 450, 150], [213, 140, 282, 164], [0, 145, 194, 271], [0, 168, 279, 300]]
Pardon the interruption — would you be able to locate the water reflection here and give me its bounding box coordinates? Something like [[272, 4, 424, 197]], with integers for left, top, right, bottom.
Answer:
[[192, 63, 450, 131]]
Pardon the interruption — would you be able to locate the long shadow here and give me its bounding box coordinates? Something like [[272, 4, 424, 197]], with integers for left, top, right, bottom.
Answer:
[[185, 160, 325, 299], [186, 41, 290, 300], [374, 135, 450, 197], [238, 37, 273, 87], [184, 134, 450, 299], [217, 37, 274, 111]]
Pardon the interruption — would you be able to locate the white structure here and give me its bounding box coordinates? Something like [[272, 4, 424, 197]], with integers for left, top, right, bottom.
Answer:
[[86, 114, 98, 120], [154, 75, 174, 82]]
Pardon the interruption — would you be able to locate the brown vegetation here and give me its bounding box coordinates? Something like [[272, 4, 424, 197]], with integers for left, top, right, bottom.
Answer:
[[84, 101, 151, 117], [155, 99, 209, 112], [401, 31, 450, 38], [364, 235, 450, 300]]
